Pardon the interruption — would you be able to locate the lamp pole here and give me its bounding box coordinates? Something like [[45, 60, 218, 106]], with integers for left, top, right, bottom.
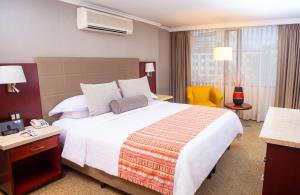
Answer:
[[213, 47, 233, 105]]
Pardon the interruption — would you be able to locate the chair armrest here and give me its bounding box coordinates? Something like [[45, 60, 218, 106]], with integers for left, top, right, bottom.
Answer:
[[210, 88, 223, 107], [186, 87, 194, 104], [187, 94, 194, 104]]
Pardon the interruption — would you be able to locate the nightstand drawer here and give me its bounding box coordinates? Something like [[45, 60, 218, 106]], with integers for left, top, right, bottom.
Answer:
[[9, 136, 58, 162]]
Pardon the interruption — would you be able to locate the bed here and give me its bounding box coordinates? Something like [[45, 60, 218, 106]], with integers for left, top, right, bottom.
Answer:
[[36, 57, 243, 195], [53, 100, 243, 195]]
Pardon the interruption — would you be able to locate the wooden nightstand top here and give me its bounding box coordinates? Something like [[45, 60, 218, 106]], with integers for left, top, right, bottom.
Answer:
[[260, 107, 300, 149], [0, 126, 60, 151], [156, 94, 173, 101]]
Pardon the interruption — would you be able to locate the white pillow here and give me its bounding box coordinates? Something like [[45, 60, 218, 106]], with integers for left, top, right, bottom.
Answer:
[[151, 92, 158, 99], [81, 81, 122, 116], [49, 95, 88, 117], [118, 76, 152, 101], [59, 109, 90, 119]]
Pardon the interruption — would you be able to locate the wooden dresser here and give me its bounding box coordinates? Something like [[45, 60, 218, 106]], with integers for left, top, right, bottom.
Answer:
[[0, 126, 61, 195], [260, 107, 300, 195]]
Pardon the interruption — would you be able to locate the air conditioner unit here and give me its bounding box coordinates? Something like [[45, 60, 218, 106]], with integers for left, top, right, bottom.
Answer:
[[77, 7, 133, 35]]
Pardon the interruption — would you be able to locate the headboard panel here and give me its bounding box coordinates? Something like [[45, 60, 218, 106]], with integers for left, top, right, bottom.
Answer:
[[36, 57, 139, 123]]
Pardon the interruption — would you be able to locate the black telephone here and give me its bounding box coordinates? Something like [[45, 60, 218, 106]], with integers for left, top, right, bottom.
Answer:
[[0, 119, 25, 136]]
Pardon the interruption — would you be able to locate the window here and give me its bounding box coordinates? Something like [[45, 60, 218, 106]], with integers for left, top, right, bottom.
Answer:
[[191, 26, 278, 121], [191, 29, 224, 88]]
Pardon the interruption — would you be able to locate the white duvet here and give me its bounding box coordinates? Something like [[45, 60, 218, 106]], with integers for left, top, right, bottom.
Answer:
[[54, 101, 243, 195]]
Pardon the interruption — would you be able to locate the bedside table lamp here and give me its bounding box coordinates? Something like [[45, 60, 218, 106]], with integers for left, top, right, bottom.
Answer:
[[0, 66, 27, 93], [145, 62, 155, 77]]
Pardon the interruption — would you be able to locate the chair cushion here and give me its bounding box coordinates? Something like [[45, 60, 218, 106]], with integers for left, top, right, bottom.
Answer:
[[192, 87, 211, 102], [194, 101, 217, 107]]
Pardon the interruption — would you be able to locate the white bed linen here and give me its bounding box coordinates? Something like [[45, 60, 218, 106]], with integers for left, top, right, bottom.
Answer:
[[54, 101, 243, 195]]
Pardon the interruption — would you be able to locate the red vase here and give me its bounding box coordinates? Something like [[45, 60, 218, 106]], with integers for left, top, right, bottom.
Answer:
[[233, 87, 244, 106]]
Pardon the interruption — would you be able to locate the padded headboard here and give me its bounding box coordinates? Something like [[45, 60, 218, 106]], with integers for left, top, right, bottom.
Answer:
[[36, 57, 139, 123]]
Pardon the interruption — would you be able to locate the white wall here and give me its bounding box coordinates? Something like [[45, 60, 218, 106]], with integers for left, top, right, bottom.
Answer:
[[0, 0, 170, 93]]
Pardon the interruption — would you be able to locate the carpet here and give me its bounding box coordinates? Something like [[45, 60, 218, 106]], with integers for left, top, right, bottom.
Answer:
[[1, 120, 265, 195], [196, 120, 265, 195]]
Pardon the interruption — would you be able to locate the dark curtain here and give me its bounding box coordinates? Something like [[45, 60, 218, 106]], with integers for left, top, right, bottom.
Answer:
[[170, 31, 191, 103], [275, 24, 300, 109]]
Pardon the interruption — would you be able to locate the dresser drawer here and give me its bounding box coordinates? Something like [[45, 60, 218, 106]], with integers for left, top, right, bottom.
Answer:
[[9, 136, 59, 162]]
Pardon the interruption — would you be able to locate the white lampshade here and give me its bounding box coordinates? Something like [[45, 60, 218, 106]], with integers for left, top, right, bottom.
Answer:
[[213, 47, 232, 61], [0, 66, 26, 84], [145, 63, 155, 73]]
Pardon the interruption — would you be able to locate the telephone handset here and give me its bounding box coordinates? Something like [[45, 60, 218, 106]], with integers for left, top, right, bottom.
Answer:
[[30, 119, 49, 129]]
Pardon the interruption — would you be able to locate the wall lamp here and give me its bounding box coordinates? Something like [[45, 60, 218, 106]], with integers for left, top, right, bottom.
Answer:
[[0, 66, 27, 93], [145, 62, 155, 77]]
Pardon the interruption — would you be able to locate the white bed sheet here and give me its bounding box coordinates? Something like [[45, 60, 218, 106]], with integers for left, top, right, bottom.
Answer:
[[54, 101, 243, 195], [55, 112, 116, 145]]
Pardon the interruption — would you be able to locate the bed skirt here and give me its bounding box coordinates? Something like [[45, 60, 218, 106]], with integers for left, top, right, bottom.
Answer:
[[62, 158, 159, 195]]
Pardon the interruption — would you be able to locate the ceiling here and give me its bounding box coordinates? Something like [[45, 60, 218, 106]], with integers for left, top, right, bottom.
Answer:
[[82, 0, 300, 28]]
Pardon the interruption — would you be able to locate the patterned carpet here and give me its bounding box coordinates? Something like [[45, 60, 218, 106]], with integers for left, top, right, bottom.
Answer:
[[1, 120, 266, 195]]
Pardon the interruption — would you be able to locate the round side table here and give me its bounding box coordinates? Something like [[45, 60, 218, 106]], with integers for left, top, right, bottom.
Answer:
[[224, 102, 252, 127], [224, 102, 252, 113]]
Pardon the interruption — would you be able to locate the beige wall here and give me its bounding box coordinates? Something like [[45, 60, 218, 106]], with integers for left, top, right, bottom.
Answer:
[[0, 0, 170, 94], [158, 29, 170, 94]]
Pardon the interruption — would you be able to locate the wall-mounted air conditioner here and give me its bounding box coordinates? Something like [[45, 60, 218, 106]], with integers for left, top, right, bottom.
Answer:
[[77, 7, 133, 35]]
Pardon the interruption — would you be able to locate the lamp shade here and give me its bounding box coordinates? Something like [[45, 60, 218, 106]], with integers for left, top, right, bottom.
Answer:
[[145, 63, 155, 73], [213, 47, 232, 61], [0, 66, 26, 84]]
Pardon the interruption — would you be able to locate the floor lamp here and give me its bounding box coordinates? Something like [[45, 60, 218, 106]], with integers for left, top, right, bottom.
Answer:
[[213, 47, 233, 105]]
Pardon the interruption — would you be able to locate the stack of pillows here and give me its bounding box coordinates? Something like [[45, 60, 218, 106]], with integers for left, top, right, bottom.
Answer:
[[49, 76, 154, 119]]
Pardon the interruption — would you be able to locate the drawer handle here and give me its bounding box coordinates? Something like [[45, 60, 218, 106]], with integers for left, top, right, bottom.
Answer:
[[30, 146, 45, 152]]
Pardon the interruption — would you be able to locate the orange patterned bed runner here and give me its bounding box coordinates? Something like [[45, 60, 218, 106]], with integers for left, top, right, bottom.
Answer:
[[118, 106, 227, 195]]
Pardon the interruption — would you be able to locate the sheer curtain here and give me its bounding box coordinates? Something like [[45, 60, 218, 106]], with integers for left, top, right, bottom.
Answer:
[[191, 29, 237, 106], [190, 29, 225, 93], [190, 26, 278, 121], [224, 30, 239, 105], [240, 26, 278, 122]]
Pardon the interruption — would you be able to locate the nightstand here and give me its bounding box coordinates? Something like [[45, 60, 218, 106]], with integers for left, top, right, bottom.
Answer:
[[0, 126, 61, 195], [156, 94, 173, 101]]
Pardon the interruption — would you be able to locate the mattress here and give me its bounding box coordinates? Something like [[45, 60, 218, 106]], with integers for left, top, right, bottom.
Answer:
[[53, 101, 243, 195]]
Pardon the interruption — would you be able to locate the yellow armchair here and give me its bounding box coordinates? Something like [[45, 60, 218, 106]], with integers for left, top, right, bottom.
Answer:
[[187, 86, 223, 107]]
